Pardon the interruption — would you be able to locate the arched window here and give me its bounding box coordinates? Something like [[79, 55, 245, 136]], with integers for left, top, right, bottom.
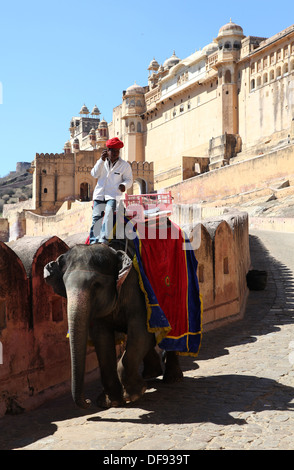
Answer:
[[263, 73, 268, 84], [224, 41, 231, 49], [250, 79, 255, 90], [276, 66, 282, 78], [270, 69, 275, 81], [137, 122, 141, 132]]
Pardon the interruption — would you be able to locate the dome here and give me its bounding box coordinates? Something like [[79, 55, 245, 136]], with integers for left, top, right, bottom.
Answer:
[[91, 105, 100, 116], [79, 104, 90, 115], [98, 118, 108, 128], [64, 141, 71, 148], [148, 58, 159, 71], [163, 51, 180, 69], [218, 19, 244, 38], [125, 82, 145, 95], [202, 42, 218, 55]]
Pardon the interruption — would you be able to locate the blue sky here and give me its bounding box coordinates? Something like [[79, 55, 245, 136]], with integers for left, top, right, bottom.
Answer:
[[0, 0, 293, 177]]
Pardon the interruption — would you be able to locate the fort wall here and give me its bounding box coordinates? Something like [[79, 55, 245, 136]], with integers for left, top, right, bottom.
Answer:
[[169, 143, 294, 204], [0, 211, 250, 416]]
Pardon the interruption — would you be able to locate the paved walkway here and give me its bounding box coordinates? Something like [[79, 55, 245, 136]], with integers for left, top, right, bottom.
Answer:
[[1, 229, 294, 450]]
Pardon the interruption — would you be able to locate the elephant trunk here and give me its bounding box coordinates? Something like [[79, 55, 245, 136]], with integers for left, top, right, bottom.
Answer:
[[67, 288, 91, 409]]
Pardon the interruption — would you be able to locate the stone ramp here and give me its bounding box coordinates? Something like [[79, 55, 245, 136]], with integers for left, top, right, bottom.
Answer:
[[0, 229, 294, 450]]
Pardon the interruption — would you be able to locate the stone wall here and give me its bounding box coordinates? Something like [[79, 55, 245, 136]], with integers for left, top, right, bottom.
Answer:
[[0, 219, 9, 242], [0, 210, 250, 415], [0, 236, 97, 416], [169, 143, 294, 204], [172, 210, 250, 330]]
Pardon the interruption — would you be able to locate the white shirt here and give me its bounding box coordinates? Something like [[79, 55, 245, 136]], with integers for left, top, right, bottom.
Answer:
[[91, 157, 133, 201]]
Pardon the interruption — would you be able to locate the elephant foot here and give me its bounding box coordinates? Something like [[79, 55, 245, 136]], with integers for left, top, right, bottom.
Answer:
[[162, 351, 184, 384], [124, 384, 147, 404], [163, 367, 183, 383], [96, 391, 124, 409]]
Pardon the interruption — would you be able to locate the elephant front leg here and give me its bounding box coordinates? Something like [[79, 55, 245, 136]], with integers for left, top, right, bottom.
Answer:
[[117, 328, 155, 403], [90, 322, 124, 408]]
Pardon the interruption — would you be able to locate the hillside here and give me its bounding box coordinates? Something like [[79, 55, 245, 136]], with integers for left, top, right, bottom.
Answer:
[[0, 169, 33, 216]]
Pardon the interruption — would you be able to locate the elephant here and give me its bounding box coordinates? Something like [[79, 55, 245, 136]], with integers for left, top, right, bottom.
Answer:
[[44, 241, 183, 410]]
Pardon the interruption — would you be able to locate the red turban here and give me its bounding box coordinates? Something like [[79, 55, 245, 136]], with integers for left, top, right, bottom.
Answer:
[[106, 137, 124, 149]]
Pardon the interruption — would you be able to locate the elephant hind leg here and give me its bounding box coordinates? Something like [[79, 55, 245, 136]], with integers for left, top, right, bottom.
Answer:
[[163, 351, 183, 383], [142, 348, 163, 380]]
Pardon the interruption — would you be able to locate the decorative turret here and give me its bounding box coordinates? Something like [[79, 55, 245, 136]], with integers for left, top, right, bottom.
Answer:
[[91, 105, 101, 117], [64, 141, 71, 154], [79, 104, 90, 116], [148, 58, 160, 74], [73, 138, 80, 152], [97, 118, 108, 141], [89, 128, 96, 147], [216, 19, 244, 50]]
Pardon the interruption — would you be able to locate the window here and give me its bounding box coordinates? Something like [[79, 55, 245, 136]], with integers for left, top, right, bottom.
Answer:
[[180, 104, 184, 113], [44, 188, 48, 193], [263, 73, 268, 84], [251, 79, 255, 90], [283, 63, 288, 75], [276, 66, 281, 78], [257, 76, 261, 87], [270, 69, 275, 81]]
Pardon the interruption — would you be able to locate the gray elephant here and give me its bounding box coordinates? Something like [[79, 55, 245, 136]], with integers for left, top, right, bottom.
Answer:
[[44, 242, 183, 410]]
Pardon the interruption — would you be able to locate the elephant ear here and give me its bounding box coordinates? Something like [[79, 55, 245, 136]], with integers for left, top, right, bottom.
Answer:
[[116, 250, 132, 291], [44, 253, 67, 298]]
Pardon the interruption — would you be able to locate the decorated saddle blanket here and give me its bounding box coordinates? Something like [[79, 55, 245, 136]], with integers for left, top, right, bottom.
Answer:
[[127, 217, 203, 357]]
